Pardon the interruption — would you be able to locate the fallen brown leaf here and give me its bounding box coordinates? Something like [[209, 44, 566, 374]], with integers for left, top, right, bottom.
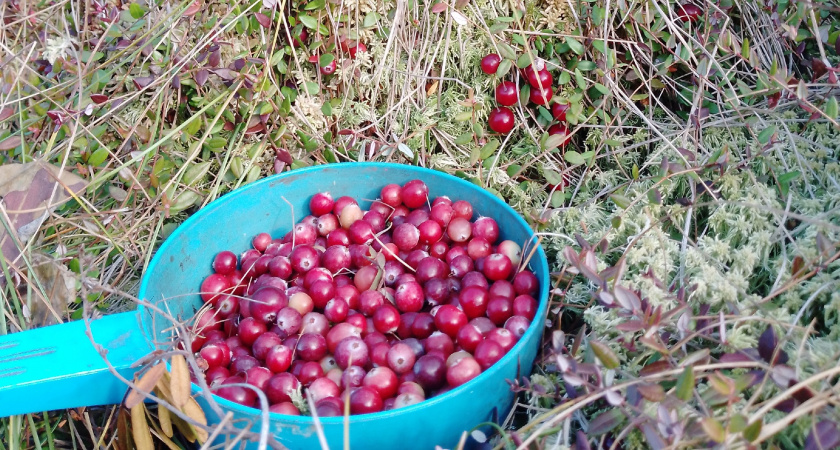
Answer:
[[125, 363, 166, 409], [169, 354, 191, 409], [20, 253, 75, 327], [0, 161, 86, 267], [130, 403, 154, 450]]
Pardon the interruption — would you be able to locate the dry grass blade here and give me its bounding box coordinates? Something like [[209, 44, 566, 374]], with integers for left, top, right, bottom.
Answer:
[[125, 363, 166, 409], [169, 354, 191, 409]]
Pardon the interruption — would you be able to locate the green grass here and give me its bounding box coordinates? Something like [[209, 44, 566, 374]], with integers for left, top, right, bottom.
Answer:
[[2, 0, 840, 448]]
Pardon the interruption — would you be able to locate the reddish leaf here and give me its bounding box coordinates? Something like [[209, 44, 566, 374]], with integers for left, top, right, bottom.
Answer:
[[639, 360, 672, 376], [90, 94, 109, 104], [767, 91, 781, 109], [805, 421, 840, 450], [616, 320, 645, 332], [812, 59, 828, 80], [183, 0, 201, 16], [0, 135, 21, 151], [588, 409, 624, 436], [212, 68, 237, 80], [46, 110, 66, 125], [255, 12, 271, 28], [275, 148, 293, 165], [194, 69, 209, 87], [792, 255, 805, 275], [636, 383, 665, 402], [574, 431, 591, 450], [758, 325, 787, 365], [431, 2, 447, 13], [208, 50, 221, 68], [0, 107, 13, 121], [245, 122, 265, 134], [133, 76, 154, 89], [0, 162, 87, 266], [719, 351, 756, 364]]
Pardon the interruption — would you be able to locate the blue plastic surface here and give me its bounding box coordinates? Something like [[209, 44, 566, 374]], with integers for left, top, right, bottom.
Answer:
[[0, 312, 151, 416], [138, 163, 550, 450], [0, 162, 549, 450]]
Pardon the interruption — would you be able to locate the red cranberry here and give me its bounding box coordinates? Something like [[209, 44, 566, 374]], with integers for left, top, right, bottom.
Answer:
[[474, 339, 504, 370], [486, 297, 514, 326], [524, 65, 553, 89], [266, 344, 294, 373], [244, 366, 272, 391], [423, 331, 455, 357], [363, 366, 399, 399], [252, 332, 284, 360], [512, 294, 538, 320], [200, 274, 230, 304], [676, 3, 702, 22], [315, 397, 343, 416], [266, 373, 300, 403], [456, 324, 484, 353], [301, 312, 330, 335], [373, 304, 401, 333], [276, 307, 303, 335], [349, 386, 383, 414], [529, 85, 553, 106], [269, 402, 301, 415], [488, 107, 515, 134], [433, 305, 468, 338], [551, 102, 569, 121], [513, 271, 539, 296], [411, 312, 435, 339], [480, 54, 501, 74], [387, 343, 416, 374], [413, 354, 446, 391], [486, 328, 517, 353], [200, 341, 231, 369], [547, 123, 568, 146], [483, 254, 513, 281], [326, 322, 362, 353], [214, 376, 256, 407], [401, 180, 429, 209], [213, 251, 238, 275], [369, 342, 391, 368], [205, 366, 230, 385], [307, 377, 340, 404], [334, 336, 370, 369], [319, 59, 337, 75], [296, 333, 328, 361], [504, 315, 530, 339], [309, 192, 335, 216], [298, 361, 324, 386], [341, 365, 367, 390], [446, 356, 481, 387], [495, 81, 519, 106]]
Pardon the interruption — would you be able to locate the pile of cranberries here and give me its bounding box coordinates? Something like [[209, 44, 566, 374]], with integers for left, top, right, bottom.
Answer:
[[481, 54, 571, 146], [189, 179, 540, 417]]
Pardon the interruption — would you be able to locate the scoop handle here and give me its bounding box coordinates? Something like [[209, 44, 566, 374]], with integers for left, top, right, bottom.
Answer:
[[0, 312, 152, 417]]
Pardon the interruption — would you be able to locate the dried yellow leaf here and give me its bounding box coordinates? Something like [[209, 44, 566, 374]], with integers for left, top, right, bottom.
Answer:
[[170, 354, 191, 409], [126, 363, 166, 409], [130, 404, 154, 450], [158, 405, 173, 438], [183, 397, 209, 444], [170, 415, 196, 443], [149, 415, 181, 450]]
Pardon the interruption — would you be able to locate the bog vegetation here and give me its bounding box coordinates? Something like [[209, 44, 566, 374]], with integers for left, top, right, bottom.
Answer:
[[1, 0, 839, 448]]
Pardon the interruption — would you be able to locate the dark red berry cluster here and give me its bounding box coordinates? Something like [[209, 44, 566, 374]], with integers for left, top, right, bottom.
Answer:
[[481, 53, 571, 146], [191, 180, 540, 416]]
